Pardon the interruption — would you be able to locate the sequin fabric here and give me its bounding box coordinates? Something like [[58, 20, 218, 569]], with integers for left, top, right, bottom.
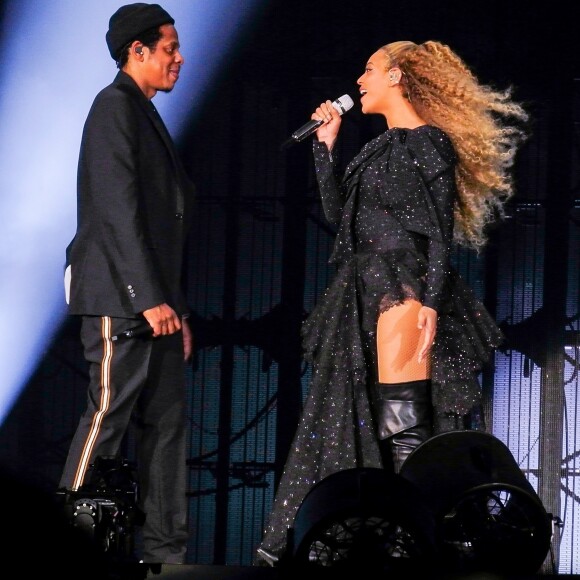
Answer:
[[255, 126, 504, 563]]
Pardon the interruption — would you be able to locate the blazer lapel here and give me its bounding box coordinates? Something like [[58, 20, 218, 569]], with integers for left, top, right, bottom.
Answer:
[[114, 72, 185, 213]]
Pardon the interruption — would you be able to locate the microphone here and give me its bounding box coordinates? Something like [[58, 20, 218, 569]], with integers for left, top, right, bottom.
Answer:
[[281, 94, 354, 150], [111, 323, 153, 341]]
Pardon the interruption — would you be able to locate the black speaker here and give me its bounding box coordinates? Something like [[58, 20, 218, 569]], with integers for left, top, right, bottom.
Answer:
[[289, 467, 437, 574], [400, 430, 554, 575]]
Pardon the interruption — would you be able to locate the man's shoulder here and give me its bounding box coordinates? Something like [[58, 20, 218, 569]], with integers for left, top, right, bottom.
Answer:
[[87, 78, 140, 121], [89, 70, 141, 103], [93, 75, 133, 103]]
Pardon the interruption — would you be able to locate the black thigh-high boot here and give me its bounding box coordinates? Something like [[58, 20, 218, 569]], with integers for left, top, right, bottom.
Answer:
[[371, 380, 433, 474]]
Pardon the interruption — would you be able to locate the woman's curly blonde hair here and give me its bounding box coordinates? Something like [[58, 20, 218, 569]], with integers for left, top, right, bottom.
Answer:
[[380, 40, 529, 250]]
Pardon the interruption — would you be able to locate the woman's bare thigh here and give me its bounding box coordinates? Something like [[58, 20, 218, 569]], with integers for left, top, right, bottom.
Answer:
[[376, 299, 431, 383]]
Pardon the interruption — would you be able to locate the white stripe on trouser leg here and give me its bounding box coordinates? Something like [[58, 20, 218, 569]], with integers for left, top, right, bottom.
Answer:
[[71, 316, 113, 491]]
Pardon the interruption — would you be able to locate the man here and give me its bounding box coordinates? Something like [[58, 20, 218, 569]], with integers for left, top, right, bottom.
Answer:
[[60, 3, 194, 565]]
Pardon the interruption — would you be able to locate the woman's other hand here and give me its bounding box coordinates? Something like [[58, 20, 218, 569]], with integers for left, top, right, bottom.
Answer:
[[417, 305, 437, 363]]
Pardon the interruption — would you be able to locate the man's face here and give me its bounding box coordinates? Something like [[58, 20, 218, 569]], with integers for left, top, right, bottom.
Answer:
[[141, 23, 184, 96]]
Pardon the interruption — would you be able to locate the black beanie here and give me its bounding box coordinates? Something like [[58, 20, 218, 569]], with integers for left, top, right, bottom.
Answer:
[[106, 3, 174, 61]]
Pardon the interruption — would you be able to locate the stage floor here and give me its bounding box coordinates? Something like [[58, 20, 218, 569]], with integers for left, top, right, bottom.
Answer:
[[137, 564, 580, 580]]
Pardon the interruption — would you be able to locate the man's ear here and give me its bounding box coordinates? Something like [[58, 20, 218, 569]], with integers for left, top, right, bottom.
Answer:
[[131, 41, 145, 58]]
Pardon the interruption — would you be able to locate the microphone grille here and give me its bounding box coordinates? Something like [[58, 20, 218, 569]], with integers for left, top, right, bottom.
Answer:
[[332, 94, 354, 116]]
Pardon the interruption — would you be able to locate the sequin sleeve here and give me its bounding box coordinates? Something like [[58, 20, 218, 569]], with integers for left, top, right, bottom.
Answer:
[[406, 127, 457, 311], [312, 139, 345, 226], [425, 169, 455, 311]]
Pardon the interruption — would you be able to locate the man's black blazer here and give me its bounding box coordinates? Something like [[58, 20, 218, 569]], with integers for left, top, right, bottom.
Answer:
[[66, 71, 195, 318]]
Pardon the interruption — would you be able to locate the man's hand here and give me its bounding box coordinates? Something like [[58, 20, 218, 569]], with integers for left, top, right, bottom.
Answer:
[[142, 303, 181, 337]]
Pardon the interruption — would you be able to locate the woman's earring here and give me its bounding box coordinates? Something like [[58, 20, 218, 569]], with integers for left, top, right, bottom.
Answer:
[[389, 71, 399, 84]]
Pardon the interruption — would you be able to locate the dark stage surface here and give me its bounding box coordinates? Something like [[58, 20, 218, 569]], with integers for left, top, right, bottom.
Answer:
[[139, 565, 580, 580], [148, 567, 580, 580]]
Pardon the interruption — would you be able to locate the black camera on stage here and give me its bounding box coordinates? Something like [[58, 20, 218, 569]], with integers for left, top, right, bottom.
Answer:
[[57, 455, 145, 559]]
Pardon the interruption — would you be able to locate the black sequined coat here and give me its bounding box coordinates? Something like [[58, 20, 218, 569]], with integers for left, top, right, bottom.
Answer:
[[257, 126, 504, 561]]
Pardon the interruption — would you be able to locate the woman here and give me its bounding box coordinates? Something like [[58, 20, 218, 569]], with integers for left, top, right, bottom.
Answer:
[[257, 40, 528, 564]]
